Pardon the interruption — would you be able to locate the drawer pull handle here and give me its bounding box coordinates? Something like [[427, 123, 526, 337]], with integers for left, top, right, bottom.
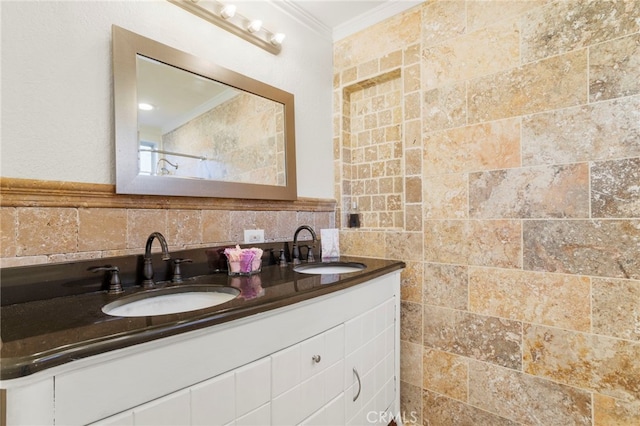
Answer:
[[353, 367, 361, 402], [312, 354, 321, 363]]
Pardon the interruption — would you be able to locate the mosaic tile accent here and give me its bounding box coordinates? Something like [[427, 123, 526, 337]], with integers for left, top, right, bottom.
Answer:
[[423, 263, 468, 310], [423, 118, 521, 177], [523, 220, 640, 279], [469, 360, 592, 425], [17, 207, 78, 256], [591, 157, 640, 218], [595, 394, 640, 425], [424, 220, 522, 268], [469, 267, 591, 331], [590, 32, 640, 101], [78, 209, 127, 252], [522, 95, 640, 165], [521, 0, 640, 63], [469, 163, 590, 218], [422, 20, 519, 91], [523, 324, 640, 401], [423, 305, 522, 370], [592, 277, 640, 342], [468, 50, 587, 123], [423, 390, 519, 426], [423, 348, 468, 401]]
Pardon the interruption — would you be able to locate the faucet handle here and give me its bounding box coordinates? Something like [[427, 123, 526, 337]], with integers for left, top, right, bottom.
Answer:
[[172, 258, 193, 283], [89, 265, 123, 294]]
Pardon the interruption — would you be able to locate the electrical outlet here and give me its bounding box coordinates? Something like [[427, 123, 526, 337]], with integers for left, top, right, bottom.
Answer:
[[244, 229, 265, 244]]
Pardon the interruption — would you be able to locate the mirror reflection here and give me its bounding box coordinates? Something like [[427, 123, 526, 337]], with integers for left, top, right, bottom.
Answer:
[[137, 56, 286, 186], [113, 25, 297, 200]]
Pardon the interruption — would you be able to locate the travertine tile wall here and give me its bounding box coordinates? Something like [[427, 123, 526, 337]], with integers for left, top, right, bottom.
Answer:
[[164, 93, 285, 185], [0, 207, 332, 267], [333, 1, 639, 424]]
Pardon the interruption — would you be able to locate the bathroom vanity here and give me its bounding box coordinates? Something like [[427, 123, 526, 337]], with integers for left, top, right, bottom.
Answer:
[[0, 254, 403, 425]]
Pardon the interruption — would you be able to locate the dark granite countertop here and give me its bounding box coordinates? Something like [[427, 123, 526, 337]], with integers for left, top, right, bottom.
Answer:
[[0, 256, 404, 380]]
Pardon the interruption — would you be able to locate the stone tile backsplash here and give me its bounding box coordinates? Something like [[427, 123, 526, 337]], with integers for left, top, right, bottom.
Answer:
[[334, 0, 639, 423]]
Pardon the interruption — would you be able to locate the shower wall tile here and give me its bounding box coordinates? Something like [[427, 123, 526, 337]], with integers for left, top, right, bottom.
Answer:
[[468, 163, 589, 218], [400, 260, 423, 303], [469, 360, 592, 425], [521, 0, 640, 63], [469, 267, 591, 331], [590, 33, 640, 101], [523, 324, 640, 401], [592, 277, 640, 342], [333, 8, 421, 70], [467, 50, 587, 123], [17, 207, 78, 256], [424, 220, 522, 268], [423, 118, 521, 176], [422, 82, 467, 132], [423, 305, 522, 370], [523, 220, 640, 279], [401, 341, 423, 388], [401, 301, 423, 344], [400, 381, 422, 425], [1, 207, 16, 257], [423, 348, 468, 401], [594, 394, 640, 425], [422, 174, 468, 219], [521, 95, 640, 165], [423, 262, 468, 310], [422, 20, 519, 90], [591, 157, 640, 218], [78, 208, 127, 252], [467, 0, 547, 33], [420, 0, 466, 48], [422, 390, 519, 426]]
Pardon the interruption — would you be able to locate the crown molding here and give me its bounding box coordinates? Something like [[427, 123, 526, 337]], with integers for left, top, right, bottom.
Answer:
[[333, 1, 423, 41], [271, 0, 423, 43]]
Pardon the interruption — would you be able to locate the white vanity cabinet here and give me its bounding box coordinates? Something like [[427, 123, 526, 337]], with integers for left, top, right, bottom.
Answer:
[[2, 271, 400, 426]]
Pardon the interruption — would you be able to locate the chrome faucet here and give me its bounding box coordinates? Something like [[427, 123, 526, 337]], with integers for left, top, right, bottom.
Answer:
[[292, 225, 317, 265], [142, 232, 171, 288]]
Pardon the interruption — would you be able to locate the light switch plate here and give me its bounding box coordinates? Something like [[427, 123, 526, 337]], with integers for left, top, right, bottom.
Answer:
[[244, 229, 265, 244]]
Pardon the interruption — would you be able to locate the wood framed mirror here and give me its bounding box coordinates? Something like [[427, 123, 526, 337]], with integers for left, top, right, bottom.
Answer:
[[112, 25, 297, 200]]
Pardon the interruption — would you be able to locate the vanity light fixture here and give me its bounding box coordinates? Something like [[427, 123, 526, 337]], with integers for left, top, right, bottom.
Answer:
[[167, 0, 284, 55], [247, 19, 262, 33], [270, 33, 285, 46], [220, 4, 236, 19], [138, 103, 154, 111]]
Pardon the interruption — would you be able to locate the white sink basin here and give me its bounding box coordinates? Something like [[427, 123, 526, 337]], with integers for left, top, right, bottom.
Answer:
[[293, 262, 366, 275], [102, 285, 240, 317]]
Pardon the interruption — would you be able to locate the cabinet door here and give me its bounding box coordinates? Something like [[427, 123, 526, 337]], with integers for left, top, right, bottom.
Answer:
[[235, 403, 270, 426], [191, 371, 235, 426], [88, 411, 134, 426], [299, 393, 344, 426], [132, 389, 190, 425], [344, 297, 396, 424], [235, 358, 271, 419]]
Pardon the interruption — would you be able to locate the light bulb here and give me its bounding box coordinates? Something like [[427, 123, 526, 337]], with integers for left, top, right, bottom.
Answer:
[[220, 4, 236, 19], [270, 33, 285, 45], [247, 19, 262, 33], [138, 103, 154, 111]]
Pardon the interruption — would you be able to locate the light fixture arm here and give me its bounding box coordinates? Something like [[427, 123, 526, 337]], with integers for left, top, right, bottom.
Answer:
[[167, 0, 283, 55]]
